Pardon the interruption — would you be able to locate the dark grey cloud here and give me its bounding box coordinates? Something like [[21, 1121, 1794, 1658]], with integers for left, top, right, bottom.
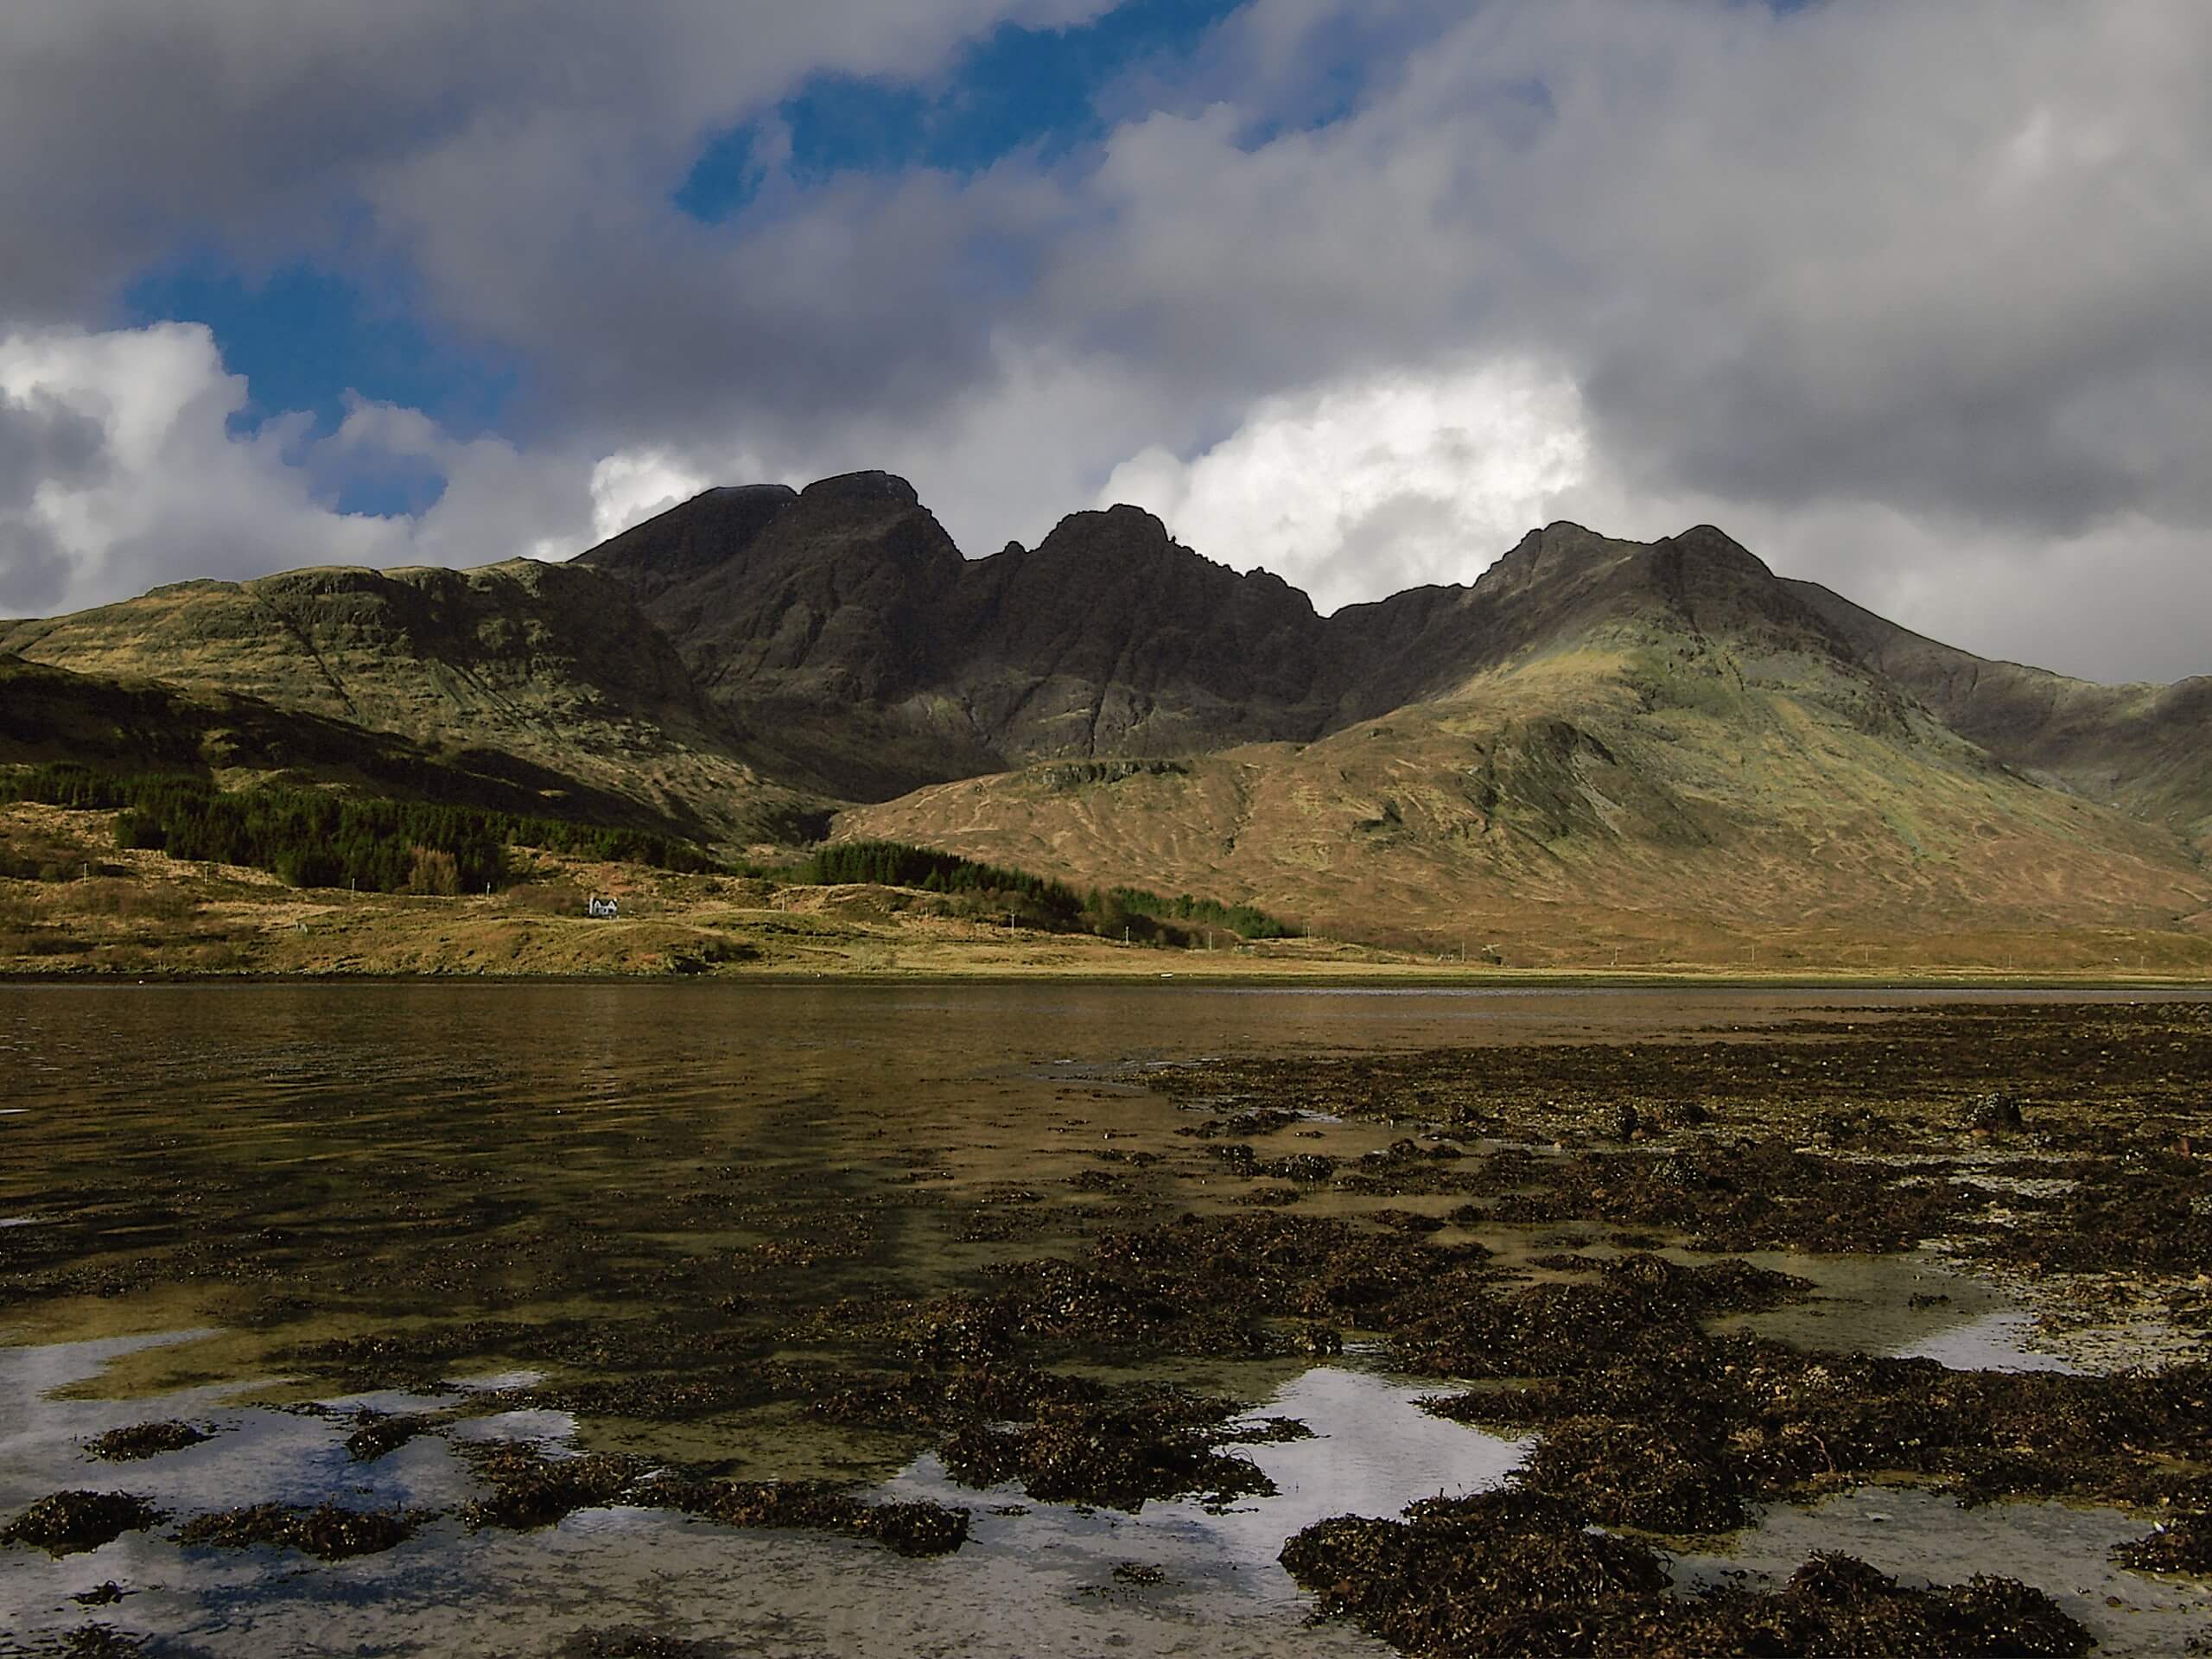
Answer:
[[0, 391, 108, 505], [0, 389, 108, 614], [0, 518, 73, 614], [2, 0, 2207, 682], [0, 0, 1109, 318]]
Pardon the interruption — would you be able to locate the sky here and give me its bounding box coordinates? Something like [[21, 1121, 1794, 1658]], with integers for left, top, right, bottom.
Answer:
[[1, 0, 2207, 683]]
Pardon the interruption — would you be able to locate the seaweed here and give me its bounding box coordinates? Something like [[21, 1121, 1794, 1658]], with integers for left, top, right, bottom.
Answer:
[[82, 1421, 211, 1463], [2113, 1513, 2212, 1574], [632, 1472, 969, 1557], [550, 1630, 729, 1659], [341, 1409, 444, 1462], [455, 1441, 969, 1556], [458, 1443, 642, 1530], [938, 1398, 1275, 1512], [171, 1502, 427, 1560], [1281, 1491, 2093, 1658], [2, 1491, 166, 1556]]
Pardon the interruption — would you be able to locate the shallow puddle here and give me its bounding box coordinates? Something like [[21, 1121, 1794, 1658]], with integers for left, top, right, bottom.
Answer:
[[1677, 1486, 2212, 1657], [0, 1338, 1509, 1656], [1710, 1249, 2083, 1369], [881, 1363, 1532, 1599]]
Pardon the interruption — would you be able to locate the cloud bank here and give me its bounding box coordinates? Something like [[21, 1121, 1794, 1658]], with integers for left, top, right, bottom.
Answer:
[[1, 0, 2206, 682]]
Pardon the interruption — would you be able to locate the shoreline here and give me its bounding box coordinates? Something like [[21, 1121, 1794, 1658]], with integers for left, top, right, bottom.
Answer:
[[5, 963, 2209, 990]]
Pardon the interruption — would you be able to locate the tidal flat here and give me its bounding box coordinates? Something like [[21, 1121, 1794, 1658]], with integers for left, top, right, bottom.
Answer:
[[1, 983, 2209, 1656]]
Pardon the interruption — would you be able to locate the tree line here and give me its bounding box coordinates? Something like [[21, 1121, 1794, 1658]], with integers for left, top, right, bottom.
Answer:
[[3, 766, 1294, 934], [2, 763, 712, 893], [798, 839, 1293, 941]]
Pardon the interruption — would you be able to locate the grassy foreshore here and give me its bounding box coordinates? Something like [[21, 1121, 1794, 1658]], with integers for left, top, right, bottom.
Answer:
[[4, 801, 2209, 982]]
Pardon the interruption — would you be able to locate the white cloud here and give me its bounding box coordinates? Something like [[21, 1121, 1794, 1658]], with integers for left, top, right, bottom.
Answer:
[[588, 453, 719, 544], [1097, 359, 1590, 611], [0, 323, 396, 613], [0, 323, 591, 616]]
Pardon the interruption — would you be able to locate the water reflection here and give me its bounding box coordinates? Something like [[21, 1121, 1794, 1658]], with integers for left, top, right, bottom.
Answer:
[[0, 1337, 1458, 1656], [1678, 1487, 2212, 1657], [881, 1364, 1531, 1598]]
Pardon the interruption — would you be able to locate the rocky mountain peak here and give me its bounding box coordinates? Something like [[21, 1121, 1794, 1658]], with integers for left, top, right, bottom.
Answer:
[[575, 481, 798, 602], [1474, 521, 1629, 594], [798, 470, 920, 508], [1657, 524, 1773, 579], [1028, 504, 1175, 558]]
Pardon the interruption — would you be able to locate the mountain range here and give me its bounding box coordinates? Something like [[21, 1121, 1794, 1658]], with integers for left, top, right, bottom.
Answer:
[[5, 470, 2208, 963]]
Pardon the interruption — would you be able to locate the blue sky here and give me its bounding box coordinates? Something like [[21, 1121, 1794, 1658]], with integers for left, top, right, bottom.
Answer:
[[680, 0, 1249, 220], [114, 0, 1250, 518], [2, 1, 2208, 681]]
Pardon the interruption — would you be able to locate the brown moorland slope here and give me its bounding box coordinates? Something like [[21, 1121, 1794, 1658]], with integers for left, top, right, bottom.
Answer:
[[1, 558, 815, 843], [849, 689, 2212, 969], [1788, 579, 2212, 858], [842, 523, 2211, 965]]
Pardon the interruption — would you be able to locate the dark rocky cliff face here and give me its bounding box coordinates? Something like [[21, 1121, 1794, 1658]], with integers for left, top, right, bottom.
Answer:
[[577, 481, 1908, 801]]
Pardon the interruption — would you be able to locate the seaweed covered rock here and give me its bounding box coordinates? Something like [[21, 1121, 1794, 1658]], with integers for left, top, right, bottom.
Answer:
[[1392, 1253, 1808, 1379], [1751, 1554, 2092, 1657], [1967, 1093, 2026, 1134], [1979, 1144, 2212, 1275], [1424, 1291, 2212, 1528], [1516, 1415, 1747, 1532], [633, 1473, 968, 1557], [1, 1491, 166, 1555], [1259, 1153, 1338, 1183], [82, 1421, 212, 1462], [172, 1501, 425, 1560], [2112, 1512, 2212, 1573], [930, 1213, 1496, 1360], [550, 1630, 728, 1659], [808, 1360, 1102, 1433], [938, 1396, 1274, 1511], [1280, 1490, 1669, 1654], [461, 1443, 644, 1530], [342, 1409, 444, 1463], [47, 1627, 154, 1658], [459, 1442, 971, 1556], [1488, 1136, 1972, 1255], [1281, 1493, 2093, 1658]]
